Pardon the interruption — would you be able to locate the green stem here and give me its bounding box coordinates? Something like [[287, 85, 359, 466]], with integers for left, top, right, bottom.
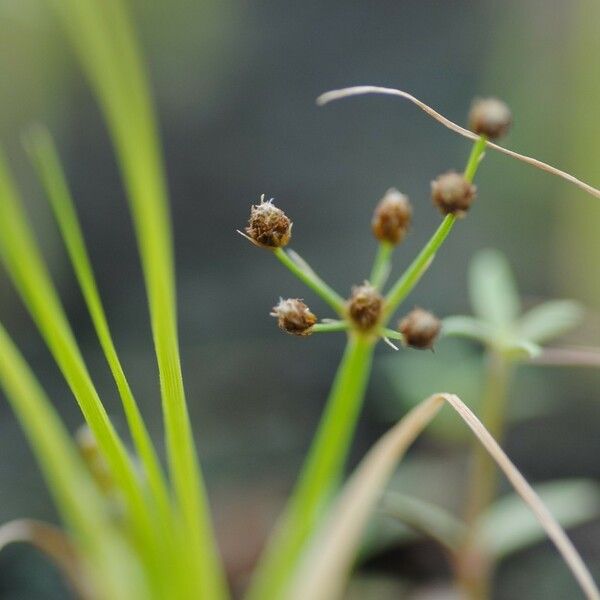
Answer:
[[381, 327, 404, 341], [383, 215, 455, 321], [370, 241, 394, 290], [312, 321, 349, 334], [456, 348, 512, 599], [246, 334, 375, 600], [464, 136, 488, 184], [383, 135, 487, 323], [274, 248, 346, 315]]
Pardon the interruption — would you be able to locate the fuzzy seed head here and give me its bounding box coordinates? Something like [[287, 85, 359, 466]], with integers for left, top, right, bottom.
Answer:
[[431, 171, 477, 217], [468, 97, 512, 140], [245, 198, 292, 248], [270, 298, 317, 336], [399, 308, 441, 349], [347, 283, 384, 331], [371, 188, 412, 245]]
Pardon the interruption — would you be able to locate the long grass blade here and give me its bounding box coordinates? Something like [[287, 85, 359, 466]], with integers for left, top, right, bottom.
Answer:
[[0, 150, 160, 585], [0, 323, 149, 600], [290, 393, 599, 600], [24, 125, 172, 526], [42, 0, 227, 596]]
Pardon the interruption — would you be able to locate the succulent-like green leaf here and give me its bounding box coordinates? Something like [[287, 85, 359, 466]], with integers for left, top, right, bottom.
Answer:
[[479, 479, 600, 559], [469, 249, 521, 329], [503, 339, 542, 360], [442, 315, 495, 345], [518, 300, 584, 344]]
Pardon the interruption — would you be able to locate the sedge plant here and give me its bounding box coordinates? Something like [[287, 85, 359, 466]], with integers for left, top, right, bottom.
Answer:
[[0, 1, 599, 599]]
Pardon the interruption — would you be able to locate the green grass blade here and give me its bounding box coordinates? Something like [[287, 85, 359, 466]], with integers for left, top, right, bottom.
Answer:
[[0, 321, 150, 600], [42, 1, 227, 596], [0, 150, 160, 585], [24, 125, 172, 528]]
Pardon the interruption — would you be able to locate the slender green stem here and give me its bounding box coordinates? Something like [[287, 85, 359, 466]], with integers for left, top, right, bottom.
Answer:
[[383, 136, 487, 322], [246, 334, 375, 600], [312, 321, 349, 334], [381, 327, 404, 341], [456, 348, 512, 599], [464, 135, 488, 184], [24, 126, 172, 528], [274, 248, 346, 314], [370, 241, 394, 290], [383, 215, 455, 320]]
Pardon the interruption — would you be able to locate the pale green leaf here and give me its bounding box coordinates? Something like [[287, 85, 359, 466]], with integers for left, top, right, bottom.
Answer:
[[381, 492, 466, 551], [442, 315, 495, 344], [469, 249, 521, 328], [479, 479, 600, 559], [518, 300, 584, 344], [502, 339, 542, 360]]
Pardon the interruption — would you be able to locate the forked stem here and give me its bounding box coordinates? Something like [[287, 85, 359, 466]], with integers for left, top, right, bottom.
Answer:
[[383, 136, 487, 322], [370, 241, 394, 289], [274, 248, 346, 315]]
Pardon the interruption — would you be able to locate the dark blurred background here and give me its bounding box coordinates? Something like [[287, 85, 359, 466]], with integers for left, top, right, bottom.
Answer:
[[0, 0, 599, 597]]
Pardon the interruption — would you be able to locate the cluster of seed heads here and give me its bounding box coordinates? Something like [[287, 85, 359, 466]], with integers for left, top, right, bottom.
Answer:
[[242, 97, 512, 349]]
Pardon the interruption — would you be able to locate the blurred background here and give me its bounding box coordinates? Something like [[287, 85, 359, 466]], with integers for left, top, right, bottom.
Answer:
[[0, 0, 599, 597]]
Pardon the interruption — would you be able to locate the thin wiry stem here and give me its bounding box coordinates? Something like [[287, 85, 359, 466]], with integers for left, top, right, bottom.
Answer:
[[382, 135, 487, 322], [317, 86, 600, 200], [273, 248, 346, 315], [312, 321, 349, 334], [369, 241, 394, 290]]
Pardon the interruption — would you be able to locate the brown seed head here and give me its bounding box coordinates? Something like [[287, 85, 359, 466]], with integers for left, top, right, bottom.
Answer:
[[371, 188, 412, 245], [431, 171, 476, 217], [270, 298, 317, 336], [399, 307, 441, 349], [468, 97, 512, 140], [347, 283, 384, 331], [245, 197, 292, 248]]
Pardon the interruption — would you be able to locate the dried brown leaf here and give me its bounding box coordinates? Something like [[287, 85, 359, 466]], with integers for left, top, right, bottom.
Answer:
[[317, 86, 600, 201], [289, 393, 599, 600]]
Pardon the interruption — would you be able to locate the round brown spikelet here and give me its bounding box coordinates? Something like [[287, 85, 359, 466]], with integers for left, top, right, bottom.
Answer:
[[431, 171, 476, 217], [399, 308, 441, 349], [245, 198, 292, 248], [468, 97, 512, 140], [347, 283, 384, 331], [371, 188, 412, 245], [270, 298, 316, 336]]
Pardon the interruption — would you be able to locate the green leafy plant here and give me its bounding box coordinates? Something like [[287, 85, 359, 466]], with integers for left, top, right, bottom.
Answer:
[[378, 248, 597, 597], [0, 2, 600, 599]]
